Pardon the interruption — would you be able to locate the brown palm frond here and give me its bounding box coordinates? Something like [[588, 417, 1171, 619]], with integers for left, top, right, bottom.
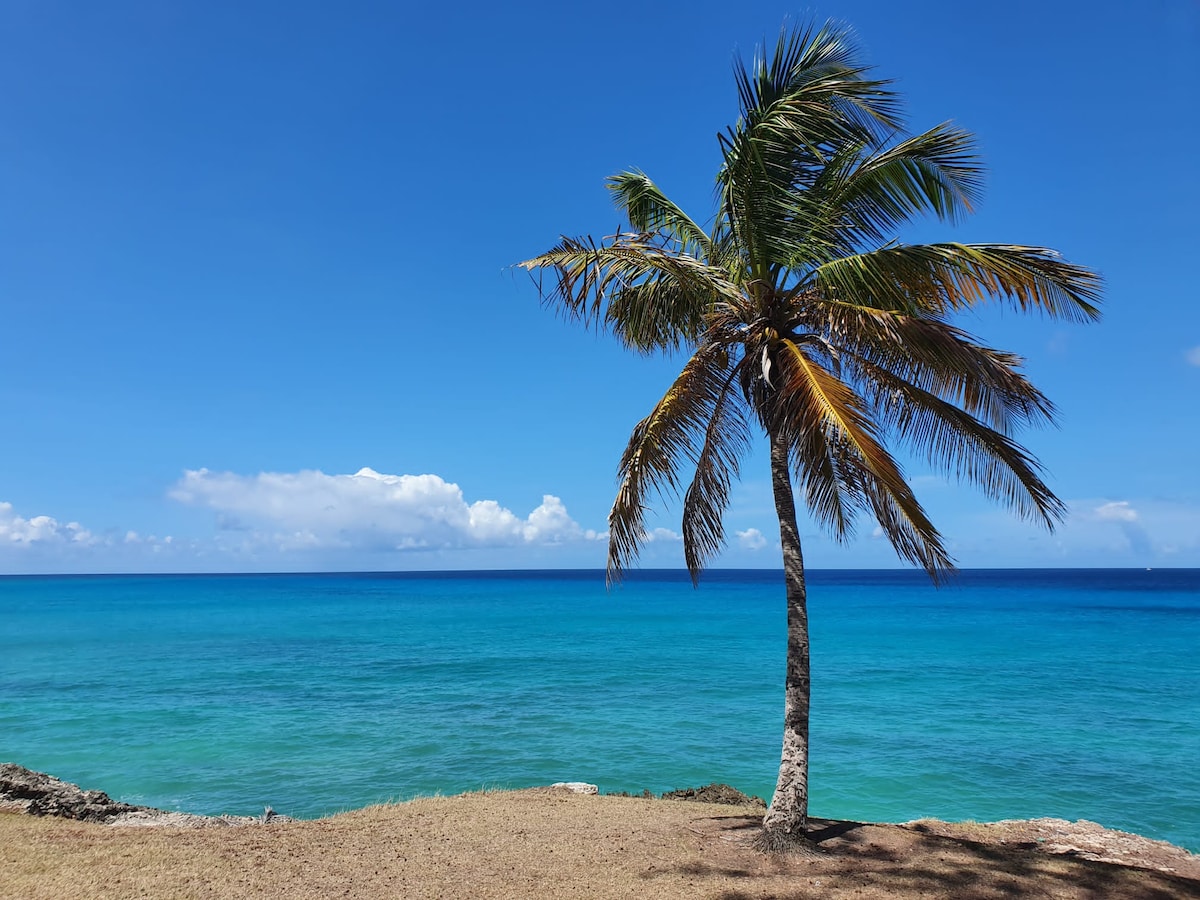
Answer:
[[768, 338, 906, 540], [520, 234, 740, 351], [799, 299, 1055, 431], [607, 341, 742, 583], [854, 462, 954, 578], [767, 338, 950, 574], [852, 359, 1066, 525], [681, 368, 752, 582]]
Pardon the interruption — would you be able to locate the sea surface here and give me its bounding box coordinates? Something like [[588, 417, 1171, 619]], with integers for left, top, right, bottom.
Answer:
[[1, 568, 1197, 851]]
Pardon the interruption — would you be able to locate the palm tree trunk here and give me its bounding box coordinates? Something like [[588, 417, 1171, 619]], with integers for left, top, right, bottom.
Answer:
[[760, 429, 811, 846]]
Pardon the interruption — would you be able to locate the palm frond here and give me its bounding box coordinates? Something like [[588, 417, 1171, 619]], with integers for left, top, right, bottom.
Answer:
[[854, 359, 1065, 525], [608, 171, 714, 259], [828, 123, 984, 242], [767, 338, 951, 576], [716, 21, 906, 271], [749, 122, 982, 273], [608, 342, 741, 582], [681, 372, 752, 582], [798, 299, 1055, 431], [814, 242, 1103, 320], [856, 466, 954, 578], [732, 21, 902, 150], [520, 234, 740, 351], [768, 339, 901, 537]]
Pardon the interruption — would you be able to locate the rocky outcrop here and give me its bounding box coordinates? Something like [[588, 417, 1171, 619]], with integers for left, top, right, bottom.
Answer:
[[0, 763, 276, 827], [0, 763, 150, 822]]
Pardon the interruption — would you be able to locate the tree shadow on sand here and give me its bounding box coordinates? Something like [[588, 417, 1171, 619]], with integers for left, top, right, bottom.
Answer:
[[649, 815, 1200, 900]]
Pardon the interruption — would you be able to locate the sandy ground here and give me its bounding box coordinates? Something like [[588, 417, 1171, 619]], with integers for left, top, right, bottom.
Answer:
[[2, 788, 1197, 899]]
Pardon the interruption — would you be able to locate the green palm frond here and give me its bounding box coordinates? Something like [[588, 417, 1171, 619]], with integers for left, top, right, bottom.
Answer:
[[815, 242, 1103, 320], [730, 21, 902, 156], [716, 21, 907, 272], [608, 171, 715, 259], [760, 124, 983, 273], [828, 123, 984, 240]]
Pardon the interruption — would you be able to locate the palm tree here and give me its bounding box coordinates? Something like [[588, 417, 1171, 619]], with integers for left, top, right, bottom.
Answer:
[[520, 21, 1100, 849]]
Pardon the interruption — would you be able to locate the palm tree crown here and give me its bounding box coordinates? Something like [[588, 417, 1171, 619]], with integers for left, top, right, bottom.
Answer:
[[521, 21, 1100, 844]]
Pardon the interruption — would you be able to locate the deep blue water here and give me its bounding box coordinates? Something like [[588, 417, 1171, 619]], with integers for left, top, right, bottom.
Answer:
[[1, 568, 1197, 851]]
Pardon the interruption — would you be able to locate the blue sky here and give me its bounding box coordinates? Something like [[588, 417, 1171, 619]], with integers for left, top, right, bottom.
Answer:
[[2, 0, 1197, 574]]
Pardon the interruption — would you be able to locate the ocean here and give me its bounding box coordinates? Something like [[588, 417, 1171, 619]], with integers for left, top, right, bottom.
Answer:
[[1, 568, 1197, 851]]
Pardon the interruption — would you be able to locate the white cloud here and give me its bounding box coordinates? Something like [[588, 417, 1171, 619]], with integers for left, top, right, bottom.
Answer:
[[523, 494, 596, 543], [0, 502, 97, 547], [642, 527, 682, 543], [1186, 345, 1200, 366], [169, 467, 599, 553], [1092, 500, 1138, 522], [1083, 500, 1151, 556], [736, 527, 768, 550]]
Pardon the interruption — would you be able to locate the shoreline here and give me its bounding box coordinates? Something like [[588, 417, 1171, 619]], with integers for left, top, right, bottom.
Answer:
[[3, 762, 1197, 863], [4, 787, 1199, 900]]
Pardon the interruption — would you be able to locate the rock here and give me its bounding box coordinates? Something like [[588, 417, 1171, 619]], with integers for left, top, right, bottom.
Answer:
[[550, 782, 599, 795], [0, 763, 150, 823], [660, 783, 766, 808], [0, 763, 287, 827]]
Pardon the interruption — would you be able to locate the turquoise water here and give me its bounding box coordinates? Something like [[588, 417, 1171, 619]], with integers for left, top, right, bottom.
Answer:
[[1, 569, 1197, 851]]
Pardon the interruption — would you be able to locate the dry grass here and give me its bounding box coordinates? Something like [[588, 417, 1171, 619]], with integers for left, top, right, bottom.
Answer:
[[2, 788, 1197, 899]]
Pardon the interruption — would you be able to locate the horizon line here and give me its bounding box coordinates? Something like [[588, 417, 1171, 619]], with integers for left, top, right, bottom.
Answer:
[[0, 565, 1188, 579]]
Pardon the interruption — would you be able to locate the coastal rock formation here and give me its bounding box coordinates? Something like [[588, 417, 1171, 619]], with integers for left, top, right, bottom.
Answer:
[[0, 763, 149, 822], [0, 763, 269, 827]]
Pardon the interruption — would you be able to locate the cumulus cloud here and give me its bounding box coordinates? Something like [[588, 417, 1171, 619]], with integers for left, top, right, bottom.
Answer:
[[1085, 500, 1151, 555], [1187, 346, 1200, 366], [0, 502, 97, 547], [1093, 500, 1138, 522], [736, 527, 768, 550], [169, 467, 601, 553]]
